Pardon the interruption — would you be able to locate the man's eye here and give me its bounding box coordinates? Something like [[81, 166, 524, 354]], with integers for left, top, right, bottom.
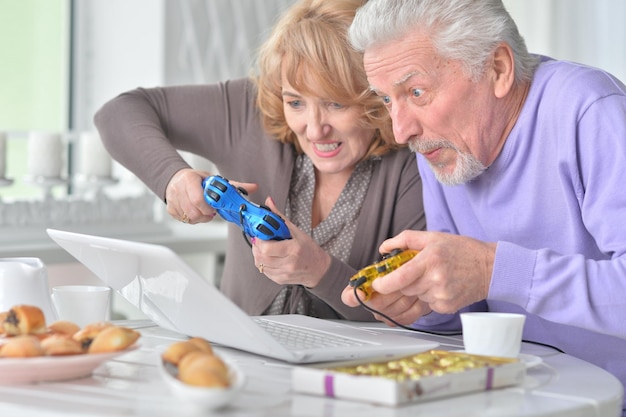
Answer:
[[411, 88, 423, 98], [381, 96, 391, 105]]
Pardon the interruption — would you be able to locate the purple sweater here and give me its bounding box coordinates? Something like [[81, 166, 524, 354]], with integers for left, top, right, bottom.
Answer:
[[414, 57, 626, 409]]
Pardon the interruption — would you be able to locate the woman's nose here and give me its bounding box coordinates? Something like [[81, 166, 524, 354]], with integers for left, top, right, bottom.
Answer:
[[306, 109, 329, 140]]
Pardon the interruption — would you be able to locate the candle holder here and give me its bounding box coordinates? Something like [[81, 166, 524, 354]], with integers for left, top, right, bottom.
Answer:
[[73, 174, 118, 198], [23, 175, 68, 200], [0, 177, 13, 202]]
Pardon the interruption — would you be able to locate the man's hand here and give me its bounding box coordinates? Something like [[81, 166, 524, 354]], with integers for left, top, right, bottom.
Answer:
[[342, 230, 495, 325]]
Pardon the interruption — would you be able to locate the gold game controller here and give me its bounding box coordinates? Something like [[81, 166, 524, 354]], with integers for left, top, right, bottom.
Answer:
[[349, 249, 419, 301]]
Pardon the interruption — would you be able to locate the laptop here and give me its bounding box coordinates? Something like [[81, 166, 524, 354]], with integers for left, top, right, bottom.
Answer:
[[47, 228, 438, 363]]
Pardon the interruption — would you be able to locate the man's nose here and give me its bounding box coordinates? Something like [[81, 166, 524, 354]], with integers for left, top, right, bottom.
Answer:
[[390, 102, 420, 145]]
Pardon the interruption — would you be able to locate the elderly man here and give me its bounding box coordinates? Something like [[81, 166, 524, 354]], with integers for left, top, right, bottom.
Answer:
[[341, 0, 626, 413]]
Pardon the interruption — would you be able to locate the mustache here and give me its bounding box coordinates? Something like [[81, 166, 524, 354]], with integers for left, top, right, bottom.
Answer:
[[408, 138, 457, 154]]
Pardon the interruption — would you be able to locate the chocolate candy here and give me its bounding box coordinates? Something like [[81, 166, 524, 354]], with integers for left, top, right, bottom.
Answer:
[[327, 350, 518, 381]]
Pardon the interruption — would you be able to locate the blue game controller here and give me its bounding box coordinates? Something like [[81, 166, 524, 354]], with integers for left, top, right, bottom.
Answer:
[[202, 175, 291, 241]]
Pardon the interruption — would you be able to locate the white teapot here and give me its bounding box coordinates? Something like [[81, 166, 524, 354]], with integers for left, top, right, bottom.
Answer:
[[0, 257, 56, 323]]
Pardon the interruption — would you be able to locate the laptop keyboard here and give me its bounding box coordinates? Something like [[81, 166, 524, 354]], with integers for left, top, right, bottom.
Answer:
[[253, 318, 369, 350]]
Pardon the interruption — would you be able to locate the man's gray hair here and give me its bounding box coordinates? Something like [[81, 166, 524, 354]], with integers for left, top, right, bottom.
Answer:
[[349, 0, 538, 83]]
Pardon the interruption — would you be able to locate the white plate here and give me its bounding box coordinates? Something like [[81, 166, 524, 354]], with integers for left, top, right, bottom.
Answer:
[[0, 345, 139, 384], [159, 354, 245, 411]]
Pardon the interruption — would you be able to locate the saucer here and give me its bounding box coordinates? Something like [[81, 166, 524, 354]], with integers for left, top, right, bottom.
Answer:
[[518, 353, 543, 368]]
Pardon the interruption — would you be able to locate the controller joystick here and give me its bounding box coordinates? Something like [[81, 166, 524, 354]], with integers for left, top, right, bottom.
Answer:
[[349, 249, 419, 300], [202, 175, 291, 241]]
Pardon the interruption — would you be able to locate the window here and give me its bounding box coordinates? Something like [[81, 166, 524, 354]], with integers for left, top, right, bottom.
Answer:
[[0, 0, 70, 200]]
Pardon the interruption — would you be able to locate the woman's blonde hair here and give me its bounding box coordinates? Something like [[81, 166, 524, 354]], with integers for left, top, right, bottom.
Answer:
[[254, 0, 397, 157]]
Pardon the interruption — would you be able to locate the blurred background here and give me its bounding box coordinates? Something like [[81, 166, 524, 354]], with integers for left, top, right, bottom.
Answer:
[[1, 0, 624, 205]]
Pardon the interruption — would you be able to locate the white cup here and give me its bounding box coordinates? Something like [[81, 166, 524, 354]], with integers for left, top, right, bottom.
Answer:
[[460, 312, 526, 358], [51, 285, 111, 328]]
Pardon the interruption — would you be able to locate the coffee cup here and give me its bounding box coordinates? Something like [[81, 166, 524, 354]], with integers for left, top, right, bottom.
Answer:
[[460, 312, 526, 358], [51, 285, 111, 328]]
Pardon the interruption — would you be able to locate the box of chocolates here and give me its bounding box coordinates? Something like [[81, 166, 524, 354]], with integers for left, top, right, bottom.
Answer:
[[292, 350, 526, 406]]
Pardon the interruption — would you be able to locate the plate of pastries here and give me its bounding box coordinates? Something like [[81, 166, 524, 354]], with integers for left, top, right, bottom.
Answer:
[[0, 304, 140, 384], [159, 337, 245, 410]]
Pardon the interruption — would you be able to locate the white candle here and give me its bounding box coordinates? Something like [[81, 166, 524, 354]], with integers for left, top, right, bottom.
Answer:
[[27, 131, 64, 178], [0, 131, 6, 178], [78, 131, 112, 178]]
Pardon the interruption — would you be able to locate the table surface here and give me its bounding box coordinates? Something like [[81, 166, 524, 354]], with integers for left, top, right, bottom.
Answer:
[[0, 320, 623, 417]]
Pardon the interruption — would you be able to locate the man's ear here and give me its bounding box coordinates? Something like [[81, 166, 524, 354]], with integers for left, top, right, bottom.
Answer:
[[491, 42, 516, 98]]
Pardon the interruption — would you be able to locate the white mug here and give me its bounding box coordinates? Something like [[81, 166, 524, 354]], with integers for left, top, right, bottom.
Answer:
[[460, 312, 526, 358], [51, 285, 111, 328]]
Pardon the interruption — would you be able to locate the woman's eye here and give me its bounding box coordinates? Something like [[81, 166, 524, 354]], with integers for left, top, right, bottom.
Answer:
[[411, 88, 423, 98], [287, 100, 302, 109], [329, 102, 345, 110]]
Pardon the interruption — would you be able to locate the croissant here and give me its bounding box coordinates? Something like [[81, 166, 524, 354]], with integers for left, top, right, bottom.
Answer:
[[0, 335, 44, 358], [41, 334, 84, 356], [48, 320, 81, 337], [177, 351, 230, 387], [187, 337, 214, 354], [2, 305, 46, 336], [72, 321, 113, 350], [161, 340, 206, 366], [0, 311, 7, 336], [88, 326, 140, 353]]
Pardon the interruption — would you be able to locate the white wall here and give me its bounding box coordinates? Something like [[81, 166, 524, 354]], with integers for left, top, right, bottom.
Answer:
[[504, 0, 626, 82], [72, 0, 165, 134]]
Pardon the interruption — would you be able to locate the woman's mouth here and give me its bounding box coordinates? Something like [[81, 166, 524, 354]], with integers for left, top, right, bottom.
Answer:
[[313, 142, 341, 152], [311, 141, 342, 157]]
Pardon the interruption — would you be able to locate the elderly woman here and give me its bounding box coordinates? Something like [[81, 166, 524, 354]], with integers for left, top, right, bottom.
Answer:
[[94, 0, 425, 321]]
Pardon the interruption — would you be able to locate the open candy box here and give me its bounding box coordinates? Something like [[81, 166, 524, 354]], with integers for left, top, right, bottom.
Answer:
[[292, 349, 526, 406]]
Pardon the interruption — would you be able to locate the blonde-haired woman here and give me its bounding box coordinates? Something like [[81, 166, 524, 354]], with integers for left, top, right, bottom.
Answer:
[[95, 0, 425, 321]]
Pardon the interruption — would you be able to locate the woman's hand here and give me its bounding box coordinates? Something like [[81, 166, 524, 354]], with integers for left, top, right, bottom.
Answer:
[[251, 197, 331, 288], [165, 169, 260, 224], [165, 169, 215, 224]]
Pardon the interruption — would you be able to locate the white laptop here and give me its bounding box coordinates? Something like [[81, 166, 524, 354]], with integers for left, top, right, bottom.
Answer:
[[47, 228, 438, 363]]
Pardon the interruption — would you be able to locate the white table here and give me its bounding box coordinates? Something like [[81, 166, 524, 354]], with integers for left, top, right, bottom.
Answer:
[[0, 320, 623, 417]]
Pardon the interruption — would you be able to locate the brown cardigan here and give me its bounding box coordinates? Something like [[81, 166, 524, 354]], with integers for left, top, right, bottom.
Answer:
[[94, 78, 426, 321]]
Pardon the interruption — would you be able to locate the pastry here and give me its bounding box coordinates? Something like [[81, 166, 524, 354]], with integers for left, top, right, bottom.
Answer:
[[0, 311, 7, 335], [2, 305, 46, 336], [161, 340, 202, 366], [88, 326, 140, 353], [187, 337, 214, 354], [177, 351, 230, 387], [177, 364, 230, 388], [41, 334, 84, 356], [179, 351, 228, 377], [48, 320, 81, 337], [0, 335, 44, 358], [72, 321, 113, 350]]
